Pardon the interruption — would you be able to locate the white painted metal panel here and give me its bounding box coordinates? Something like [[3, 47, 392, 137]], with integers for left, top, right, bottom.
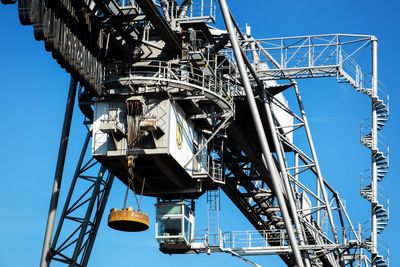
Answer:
[[92, 102, 109, 155], [168, 101, 197, 175]]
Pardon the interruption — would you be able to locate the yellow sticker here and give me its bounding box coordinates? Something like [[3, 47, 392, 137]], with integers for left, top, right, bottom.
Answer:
[[176, 122, 183, 149]]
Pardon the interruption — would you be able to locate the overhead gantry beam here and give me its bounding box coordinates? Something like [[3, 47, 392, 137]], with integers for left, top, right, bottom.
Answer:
[[135, 0, 182, 53]]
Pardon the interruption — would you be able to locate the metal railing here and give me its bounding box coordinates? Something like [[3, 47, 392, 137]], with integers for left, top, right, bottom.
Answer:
[[99, 108, 124, 127], [222, 230, 290, 249], [104, 61, 231, 100], [235, 34, 373, 84], [193, 154, 224, 183], [360, 173, 389, 205], [207, 156, 223, 183], [191, 225, 363, 254], [186, 0, 216, 22], [360, 121, 389, 153]]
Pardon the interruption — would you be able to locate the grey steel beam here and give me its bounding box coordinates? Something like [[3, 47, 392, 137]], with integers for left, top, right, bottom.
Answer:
[[40, 77, 78, 267], [246, 38, 312, 267], [227, 243, 340, 256], [135, 0, 182, 53], [218, 1, 305, 267]]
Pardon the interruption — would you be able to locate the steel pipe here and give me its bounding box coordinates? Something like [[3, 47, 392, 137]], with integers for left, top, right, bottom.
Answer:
[[247, 39, 311, 267], [40, 77, 78, 267], [218, 1, 305, 266], [371, 37, 378, 263]]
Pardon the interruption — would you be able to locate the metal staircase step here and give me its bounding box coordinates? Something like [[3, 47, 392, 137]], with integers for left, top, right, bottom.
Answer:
[[377, 112, 388, 119], [375, 153, 385, 160], [374, 204, 389, 224], [377, 120, 388, 126], [375, 208, 388, 217], [338, 71, 354, 84], [377, 220, 388, 233], [377, 216, 389, 222], [374, 100, 389, 129], [374, 152, 388, 169], [361, 134, 373, 148], [359, 88, 373, 96], [377, 169, 388, 175], [374, 151, 386, 160], [377, 117, 388, 130], [376, 160, 387, 167], [377, 117, 388, 123], [374, 254, 388, 267], [377, 168, 388, 181], [374, 99, 387, 110], [360, 184, 372, 201], [338, 70, 365, 92]]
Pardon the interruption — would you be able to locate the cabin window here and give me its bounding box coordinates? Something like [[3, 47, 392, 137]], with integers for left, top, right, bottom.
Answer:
[[158, 218, 182, 237]]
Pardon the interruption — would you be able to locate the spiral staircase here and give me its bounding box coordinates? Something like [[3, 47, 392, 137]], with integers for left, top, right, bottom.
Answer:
[[335, 44, 390, 266], [359, 86, 390, 267]]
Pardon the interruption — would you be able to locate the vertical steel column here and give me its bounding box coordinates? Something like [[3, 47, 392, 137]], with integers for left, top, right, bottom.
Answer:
[[293, 83, 339, 244], [294, 152, 299, 193], [51, 132, 91, 248], [371, 37, 378, 264], [40, 77, 78, 267], [317, 175, 321, 226], [218, 1, 305, 266]]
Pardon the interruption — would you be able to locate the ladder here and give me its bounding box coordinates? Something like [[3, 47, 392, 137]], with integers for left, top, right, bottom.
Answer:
[[207, 189, 221, 247]]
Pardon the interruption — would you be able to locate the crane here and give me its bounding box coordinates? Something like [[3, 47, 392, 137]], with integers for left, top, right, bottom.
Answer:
[[0, 1, 391, 266]]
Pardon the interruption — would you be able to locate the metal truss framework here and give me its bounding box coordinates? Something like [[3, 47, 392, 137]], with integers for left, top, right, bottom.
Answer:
[[39, 79, 115, 267], [218, 86, 361, 266], [216, 1, 390, 266], [46, 133, 115, 267], [257, 35, 391, 267]]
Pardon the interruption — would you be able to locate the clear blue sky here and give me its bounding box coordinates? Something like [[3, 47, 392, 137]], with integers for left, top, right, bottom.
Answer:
[[0, 1, 398, 266]]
